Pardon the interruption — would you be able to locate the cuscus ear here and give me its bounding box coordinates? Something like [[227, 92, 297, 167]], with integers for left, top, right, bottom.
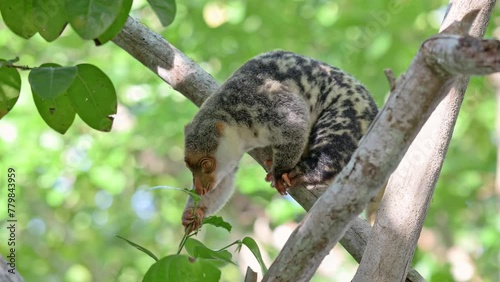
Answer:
[[215, 122, 225, 136]]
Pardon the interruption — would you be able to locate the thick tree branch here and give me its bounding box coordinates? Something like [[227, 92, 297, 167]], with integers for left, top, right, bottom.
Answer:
[[423, 35, 500, 75], [262, 8, 500, 282], [112, 17, 218, 107], [354, 1, 497, 281]]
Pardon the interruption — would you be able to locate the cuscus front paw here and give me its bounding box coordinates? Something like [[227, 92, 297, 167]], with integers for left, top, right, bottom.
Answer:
[[182, 207, 205, 234]]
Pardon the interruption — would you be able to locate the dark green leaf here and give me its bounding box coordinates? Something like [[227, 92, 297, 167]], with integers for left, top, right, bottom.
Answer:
[[32, 91, 75, 134], [0, 61, 21, 119], [0, 0, 37, 39], [116, 235, 159, 261], [31, 63, 76, 134], [95, 0, 132, 45], [66, 0, 123, 39], [242, 237, 267, 274], [202, 216, 232, 232], [143, 254, 221, 282], [147, 0, 176, 27], [29, 65, 78, 99], [32, 0, 67, 42], [184, 238, 234, 265], [66, 64, 117, 132]]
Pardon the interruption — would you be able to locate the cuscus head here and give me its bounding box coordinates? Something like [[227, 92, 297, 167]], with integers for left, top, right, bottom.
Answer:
[[184, 119, 226, 195]]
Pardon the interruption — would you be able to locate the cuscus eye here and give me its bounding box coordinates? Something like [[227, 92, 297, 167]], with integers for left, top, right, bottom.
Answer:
[[200, 158, 215, 173]]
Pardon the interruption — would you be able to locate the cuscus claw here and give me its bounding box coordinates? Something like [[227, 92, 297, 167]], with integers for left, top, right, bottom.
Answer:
[[282, 173, 292, 187]]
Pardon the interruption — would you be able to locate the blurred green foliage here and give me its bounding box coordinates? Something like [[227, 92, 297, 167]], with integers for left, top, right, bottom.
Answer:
[[0, 0, 499, 281]]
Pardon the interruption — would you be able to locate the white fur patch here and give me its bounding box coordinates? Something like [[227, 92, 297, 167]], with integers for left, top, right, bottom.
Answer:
[[214, 126, 245, 185]]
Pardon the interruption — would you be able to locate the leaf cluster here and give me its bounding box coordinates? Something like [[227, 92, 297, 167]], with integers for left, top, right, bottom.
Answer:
[[118, 187, 267, 282], [0, 0, 176, 133]]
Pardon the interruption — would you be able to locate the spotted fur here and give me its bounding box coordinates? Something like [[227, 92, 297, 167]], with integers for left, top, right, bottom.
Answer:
[[183, 51, 378, 228]]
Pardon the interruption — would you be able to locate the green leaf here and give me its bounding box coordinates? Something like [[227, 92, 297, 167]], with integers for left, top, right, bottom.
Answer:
[[116, 235, 159, 261], [95, 0, 132, 45], [0, 0, 37, 39], [29, 65, 78, 99], [0, 61, 21, 119], [184, 238, 234, 265], [32, 0, 68, 42], [201, 216, 232, 232], [66, 0, 123, 39], [32, 91, 75, 134], [66, 64, 117, 132], [242, 237, 267, 274], [148, 186, 201, 204], [147, 0, 176, 27], [143, 255, 221, 282], [30, 63, 76, 134]]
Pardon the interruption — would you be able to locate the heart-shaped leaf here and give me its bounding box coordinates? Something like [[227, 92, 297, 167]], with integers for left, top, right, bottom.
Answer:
[[32, 0, 68, 42], [0, 0, 37, 39], [95, 0, 132, 45], [29, 65, 78, 99], [147, 0, 176, 27], [66, 0, 122, 39], [0, 61, 21, 119], [66, 64, 117, 132], [32, 90, 76, 134]]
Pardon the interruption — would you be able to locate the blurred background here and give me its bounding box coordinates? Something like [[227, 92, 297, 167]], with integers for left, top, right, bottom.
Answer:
[[0, 0, 499, 281]]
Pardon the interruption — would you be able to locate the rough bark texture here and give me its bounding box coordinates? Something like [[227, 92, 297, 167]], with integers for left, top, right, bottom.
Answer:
[[353, 1, 497, 281], [262, 8, 500, 282], [112, 16, 424, 280], [0, 256, 23, 282], [112, 17, 218, 107]]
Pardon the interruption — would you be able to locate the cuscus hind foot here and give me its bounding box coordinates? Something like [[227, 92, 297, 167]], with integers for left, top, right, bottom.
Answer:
[[263, 159, 293, 196]]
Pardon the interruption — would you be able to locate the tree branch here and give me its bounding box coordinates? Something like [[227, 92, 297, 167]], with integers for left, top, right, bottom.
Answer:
[[0, 256, 23, 282], [353, 1, 497, 281], [262, 7, 500, 282], [112, 17, 218, 107]]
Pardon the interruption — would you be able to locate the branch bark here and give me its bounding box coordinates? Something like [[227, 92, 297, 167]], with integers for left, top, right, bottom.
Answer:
[[262, 8, 500, 282], [354, 1, 497, 281], [0, 256, 23, 282]]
